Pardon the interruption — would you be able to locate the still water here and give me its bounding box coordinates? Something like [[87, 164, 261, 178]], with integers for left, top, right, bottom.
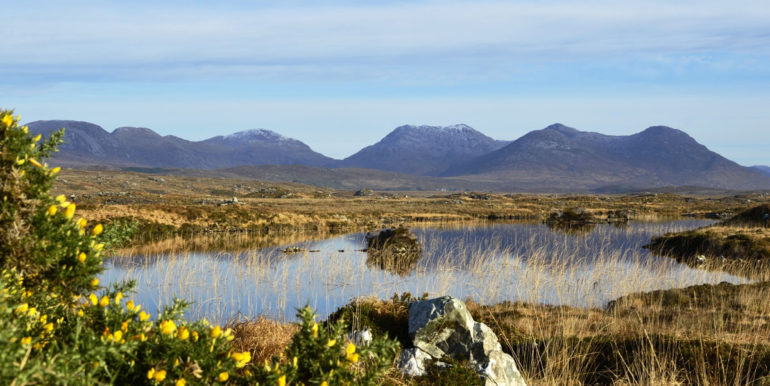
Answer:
[[102, 220, 748, 323]]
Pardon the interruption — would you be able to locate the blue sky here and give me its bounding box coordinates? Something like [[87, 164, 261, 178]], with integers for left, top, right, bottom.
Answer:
[[3, 0, 770, 165]]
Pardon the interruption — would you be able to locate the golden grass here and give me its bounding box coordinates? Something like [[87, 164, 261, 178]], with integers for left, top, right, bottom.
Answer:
[[227, 316, 299, 365]]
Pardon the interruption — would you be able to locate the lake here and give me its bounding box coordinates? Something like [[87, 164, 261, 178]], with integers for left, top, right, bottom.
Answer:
[[102, 220, 748, 323]]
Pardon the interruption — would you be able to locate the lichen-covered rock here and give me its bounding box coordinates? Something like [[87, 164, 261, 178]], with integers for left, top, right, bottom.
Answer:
[[395, 347, 433, 377], [400, 296, 526, 386]]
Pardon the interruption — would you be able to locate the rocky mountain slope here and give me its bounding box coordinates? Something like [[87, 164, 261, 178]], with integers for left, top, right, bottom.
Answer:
[[340, 124, 509, 176]]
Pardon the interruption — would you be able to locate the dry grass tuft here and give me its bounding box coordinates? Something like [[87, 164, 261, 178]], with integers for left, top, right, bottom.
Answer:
[[228, 316, 299, 365]]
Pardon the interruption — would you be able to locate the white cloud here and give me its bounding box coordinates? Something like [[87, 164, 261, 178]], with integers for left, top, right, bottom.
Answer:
[[2, 0, 769, 81]]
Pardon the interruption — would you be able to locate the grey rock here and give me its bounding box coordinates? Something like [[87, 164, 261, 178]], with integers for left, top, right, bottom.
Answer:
[[404, 296, 526, 386], [474, 350, 528, 386], [347, 329, 373, 346], [395, 347, 433, 377]]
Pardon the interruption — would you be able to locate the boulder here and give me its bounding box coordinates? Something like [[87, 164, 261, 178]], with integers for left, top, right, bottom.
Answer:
[[354, 188, 373, 196], [397, 296, 526, 386], [395, 347, 433, 377]]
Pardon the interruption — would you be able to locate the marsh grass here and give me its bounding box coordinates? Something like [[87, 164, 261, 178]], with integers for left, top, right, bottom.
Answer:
[[103, 220, 765, 384]]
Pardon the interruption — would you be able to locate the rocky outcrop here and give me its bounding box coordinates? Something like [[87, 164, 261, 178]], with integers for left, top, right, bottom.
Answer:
[[396, 296, 526, 385]]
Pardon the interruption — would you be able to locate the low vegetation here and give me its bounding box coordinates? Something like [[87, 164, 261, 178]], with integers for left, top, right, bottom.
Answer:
[[53, 167, 769, 253], [8, 108, 770, 385], [646, 205, 770, 279], [1, 110, 398, 385]]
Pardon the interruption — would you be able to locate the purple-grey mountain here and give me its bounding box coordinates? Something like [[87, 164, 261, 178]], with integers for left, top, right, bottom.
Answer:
[[752, 166, 770, 177], [339, 124, 510, 176], [24, 120, 770, 192], [25, 120, 336, 169], [444, 123, 770, 190]]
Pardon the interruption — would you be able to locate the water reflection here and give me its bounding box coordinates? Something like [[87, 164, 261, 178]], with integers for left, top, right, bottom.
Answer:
[[102, 220, 749, 323], [364, 228, 422, 276], [546, 222, 597, 236]]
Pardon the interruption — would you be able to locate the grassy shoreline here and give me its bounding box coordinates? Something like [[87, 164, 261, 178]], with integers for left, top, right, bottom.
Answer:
[[54, 168, 770, 384]]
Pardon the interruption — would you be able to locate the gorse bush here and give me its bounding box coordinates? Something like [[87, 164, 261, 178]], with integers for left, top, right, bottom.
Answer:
[[0, 109, 398, 385]]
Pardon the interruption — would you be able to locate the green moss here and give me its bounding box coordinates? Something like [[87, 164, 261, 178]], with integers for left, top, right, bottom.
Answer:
[[413, 359, 484, 386]]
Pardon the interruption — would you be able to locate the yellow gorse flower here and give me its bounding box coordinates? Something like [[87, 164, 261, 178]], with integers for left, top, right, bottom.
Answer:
[[321, 382, 328, 386], [154, 369, 166, 382], [90, 278, 99, 288], [50, 166, 61, 175], [311, 322, 319, 337], [92, 223, 103, 236], [210, 325, 222, 339], [99, 296, 109, 307], [160, 320, 177, 336], [114, 292, 123, 304], [64, 203, 76, 220], [232, 351, 251, 368], [177, 326, 190, 340], [218, 372, 229, 382], [14, 303, 29, 315], [191, 331, 199, 342], [55, 195, 66, 203], [21, 336, 32, 345], [1, 114, 12, 127], [277, 374, 286, 386], [78, 252, 87, 263], [77, 218, 87, 228], [126, 300, 135, 311], [175, 379, 186, 386], [43, 322, 54, 333], [139, 311, 150, 322], [47, 205, 57, 216], [29, 158, 42, 168], [32, 134, 41, 142], [89, 293, 98, 306], [147, 368, 155, 380], [326, 339, 336, 347], [345, 342, 358, 363]]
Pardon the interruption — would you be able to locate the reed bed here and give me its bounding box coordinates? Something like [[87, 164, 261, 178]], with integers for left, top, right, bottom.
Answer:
[[102, 220, 768, 384]]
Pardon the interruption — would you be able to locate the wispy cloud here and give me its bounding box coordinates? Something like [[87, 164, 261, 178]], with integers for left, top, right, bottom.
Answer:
[[4, 0, 770, 165], [3, 0, 769, 84]]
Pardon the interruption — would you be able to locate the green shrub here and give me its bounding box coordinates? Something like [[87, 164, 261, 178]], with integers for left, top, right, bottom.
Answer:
[[256, 306, 400, 385], [0, 109, 399, 384]]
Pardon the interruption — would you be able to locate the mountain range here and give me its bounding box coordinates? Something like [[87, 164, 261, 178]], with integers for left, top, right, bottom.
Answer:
[[25, 121, 335, 169], [25, 120, 770, 192]]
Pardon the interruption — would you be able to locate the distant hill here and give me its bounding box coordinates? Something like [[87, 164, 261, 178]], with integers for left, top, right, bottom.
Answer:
[[340, 124, 509, 176], [25, 121, 335, 169], [444, 124, 770, 191], [25, 120, 770, 192], [751, 165, 770, 177]]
